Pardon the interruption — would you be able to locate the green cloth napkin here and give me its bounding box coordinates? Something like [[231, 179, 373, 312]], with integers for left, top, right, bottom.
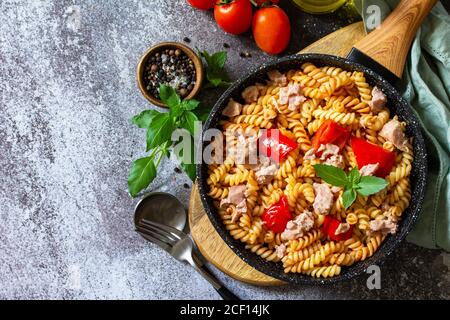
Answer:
[[353, 1, 450, 251]]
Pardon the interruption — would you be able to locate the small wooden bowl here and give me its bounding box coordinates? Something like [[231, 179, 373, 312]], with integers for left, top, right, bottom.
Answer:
[[136, 42, 204, 108]]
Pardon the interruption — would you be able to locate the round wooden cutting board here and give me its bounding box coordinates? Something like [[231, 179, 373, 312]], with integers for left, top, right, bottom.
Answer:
[[188, 22, 366, 286]]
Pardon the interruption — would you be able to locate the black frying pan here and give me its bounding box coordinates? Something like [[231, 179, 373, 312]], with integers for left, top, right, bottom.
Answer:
[[197, 0, 435, 284]]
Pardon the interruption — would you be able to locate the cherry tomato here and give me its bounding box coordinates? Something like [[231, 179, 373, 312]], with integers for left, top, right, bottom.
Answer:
[[252, 6, 291, 55], [187, 0, 215, 10], [262, 196, 292, 233], [214, 0, 253, 35]]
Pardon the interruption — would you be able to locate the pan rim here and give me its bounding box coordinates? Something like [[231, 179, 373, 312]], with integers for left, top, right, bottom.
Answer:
[[196, 53, 428, 285]]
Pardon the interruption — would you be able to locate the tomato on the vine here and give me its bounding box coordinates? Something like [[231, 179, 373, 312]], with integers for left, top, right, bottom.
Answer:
[[214, 0, 253, 35], [187, 0, 215, 10], [252, 6, 291, 55]]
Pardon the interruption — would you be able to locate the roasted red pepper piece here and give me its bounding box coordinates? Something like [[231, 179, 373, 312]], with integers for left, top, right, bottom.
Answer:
[[350, 137, 396, 178], [322, 215, 353, 241], [311, 120, 350, 152], [262, 196, 292, 233], [259, 129, 298, 162]]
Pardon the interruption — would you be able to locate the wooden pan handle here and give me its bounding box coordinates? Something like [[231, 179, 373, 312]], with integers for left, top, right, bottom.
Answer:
[[353, 0, 437, 78]]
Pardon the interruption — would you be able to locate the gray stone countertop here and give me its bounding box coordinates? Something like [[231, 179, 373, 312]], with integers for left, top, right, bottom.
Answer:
[[0, 0, 449, 299]]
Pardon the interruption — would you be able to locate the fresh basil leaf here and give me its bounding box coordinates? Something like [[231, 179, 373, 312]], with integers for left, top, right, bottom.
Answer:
[[356, 176, 389, 196], [169, 103, 184, 119], [347, 168, 361, 188], [207, 69, 231, 87], [146, 113, 174, 151], [313, 164, 349, 187], [159, 84, 181, 108], [128, 156, 157, 197], [199, 50, 231, 88], [342, 188, 357, 210], [131, 109, 160, 129], [211, 51, 227, 69], [180, 99, 200, 111], [181, 111, 199, 136], [207, 76, 226, 87], [199, 50, 213, 67]]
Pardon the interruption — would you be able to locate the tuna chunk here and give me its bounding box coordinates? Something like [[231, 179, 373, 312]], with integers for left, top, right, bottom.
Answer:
[[335, 222, 350, 235], [324, 154, 345, 169], [267, 70, 287, 86], [317, 144, 344, 168], [278, 87, 289, 105], [369, 217, 398, 236], [220, 185, 248, 222], [287, 82, 301, 96], [319, 143, 340, 160], [235, 199, 247, 214], [288, 94, 307, 111], [220, 185, 246, 209], [281, 211, 315, 241], [275, 243, 286, 259], [222, 99, 243, 117], [255, 157, 278, 185], [313, 183, 334, 215], [242, 86, 260, 103], [360, 163, 379, 176], [369, 86, 387, 112], [379, 119, 408, 152], [278, 82, 302, 106]]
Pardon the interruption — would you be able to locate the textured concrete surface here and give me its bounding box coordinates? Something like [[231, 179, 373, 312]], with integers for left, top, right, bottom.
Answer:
[[0, 0, 449, 300]]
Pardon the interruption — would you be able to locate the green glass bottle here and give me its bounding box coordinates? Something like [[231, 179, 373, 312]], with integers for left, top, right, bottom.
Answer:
[[291, 0, 348, 14]]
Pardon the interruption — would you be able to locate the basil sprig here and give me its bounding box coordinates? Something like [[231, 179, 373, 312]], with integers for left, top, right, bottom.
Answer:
[[313, 164, 388, 209], [128, 85, 206, 197], [198, 50, 232, 88]]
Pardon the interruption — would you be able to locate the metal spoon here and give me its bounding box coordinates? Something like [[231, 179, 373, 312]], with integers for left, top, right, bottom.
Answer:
[[134, 192, 239, 300], [134, 192, 186, 232]]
